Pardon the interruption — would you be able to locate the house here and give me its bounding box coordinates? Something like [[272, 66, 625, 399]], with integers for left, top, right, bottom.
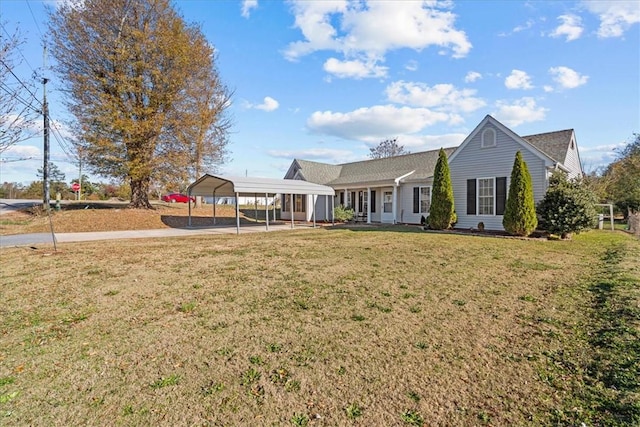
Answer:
[[281, 115, 583, 231]]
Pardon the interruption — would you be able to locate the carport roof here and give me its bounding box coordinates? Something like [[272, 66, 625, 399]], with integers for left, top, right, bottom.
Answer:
[[188, 174, 335, 197]]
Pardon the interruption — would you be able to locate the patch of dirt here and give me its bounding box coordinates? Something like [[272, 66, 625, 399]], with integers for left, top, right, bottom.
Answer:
[[0, 202, 246, 235]]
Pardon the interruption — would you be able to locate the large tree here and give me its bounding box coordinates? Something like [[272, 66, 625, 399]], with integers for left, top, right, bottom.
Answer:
[[369, 138, 409, 159], [428, 148, 455, 230], [603, 133, 640, 215], [0, 24, 38, 153], [48, 0, 231, 208], [503, 151, 537, 236]]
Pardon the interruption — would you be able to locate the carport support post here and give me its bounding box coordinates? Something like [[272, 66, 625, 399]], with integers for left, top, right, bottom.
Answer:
[[188, 193, 192, 227], [265, 193, 269, 231], [254, 193, 258, 223], [235, 192, 240, 235], [213, 191, 216, 225]]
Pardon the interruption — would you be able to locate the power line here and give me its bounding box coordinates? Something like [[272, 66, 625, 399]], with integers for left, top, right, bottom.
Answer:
[[25, 0, 45, 40], [0, 22, 36, 75], [0, 58, 43, 110]]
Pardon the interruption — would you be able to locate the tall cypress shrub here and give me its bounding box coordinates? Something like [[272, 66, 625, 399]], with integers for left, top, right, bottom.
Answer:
[[428, 148, 455, 229], [503, 151, 537, 236]]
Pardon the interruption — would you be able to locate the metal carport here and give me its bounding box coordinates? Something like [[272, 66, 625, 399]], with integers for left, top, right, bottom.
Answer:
[[187, 174, 336, 234]]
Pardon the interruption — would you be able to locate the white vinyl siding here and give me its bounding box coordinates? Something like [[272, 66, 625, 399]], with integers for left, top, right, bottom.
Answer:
[[450, 122, 549, 231], [477, 178, 494, 215]]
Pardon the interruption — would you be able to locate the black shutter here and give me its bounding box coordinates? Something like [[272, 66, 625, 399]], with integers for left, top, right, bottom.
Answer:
[[467, 179, 476, 215], [340, 192, 344, 206], [413, 187, 420, 213], [351, 192, 355, 209], [282, 194, 287, 211], [371, 191, 376, 213], [496, 177, 507, 215], [302, 195, 306, 212]]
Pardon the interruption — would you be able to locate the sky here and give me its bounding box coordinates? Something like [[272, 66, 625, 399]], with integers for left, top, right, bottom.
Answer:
[[1, 0, 639, 187]]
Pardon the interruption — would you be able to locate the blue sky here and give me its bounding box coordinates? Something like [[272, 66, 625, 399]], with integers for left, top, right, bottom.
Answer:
[[1, 0, 639, 186]]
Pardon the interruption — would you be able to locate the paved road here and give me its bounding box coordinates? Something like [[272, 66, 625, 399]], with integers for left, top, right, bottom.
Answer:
[[0, 199, 44, 215], [0, 223, 309, 248]]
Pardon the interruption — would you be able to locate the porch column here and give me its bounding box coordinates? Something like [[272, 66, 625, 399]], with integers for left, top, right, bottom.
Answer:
[[331, 194, 335, 225], [290, 193, 294, 229], [312, 195, 316, 228], [213, 190, 216, 225], [392, 186, 398, 224], [367, 187, 371, 224], [254, 193, 258, 223]]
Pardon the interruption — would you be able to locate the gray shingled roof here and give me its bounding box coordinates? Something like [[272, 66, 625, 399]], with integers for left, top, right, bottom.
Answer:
[[294, 159, 342, 185], [522, 129, 574, 164], [294, 147, 457, 187]]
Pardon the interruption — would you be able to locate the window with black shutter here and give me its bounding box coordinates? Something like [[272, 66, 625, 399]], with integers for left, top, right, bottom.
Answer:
[[467, 179, 476, 215], [413, 187, 420, 213], [496, 177, 507, 215]]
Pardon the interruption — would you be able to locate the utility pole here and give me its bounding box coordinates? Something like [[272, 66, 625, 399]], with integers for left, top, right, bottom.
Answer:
[[42, 76, 50, 210], [42, 45, 50, 210]]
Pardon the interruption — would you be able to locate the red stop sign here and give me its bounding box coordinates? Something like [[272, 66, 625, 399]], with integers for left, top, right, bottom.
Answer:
[[72, 183, 80, 192]]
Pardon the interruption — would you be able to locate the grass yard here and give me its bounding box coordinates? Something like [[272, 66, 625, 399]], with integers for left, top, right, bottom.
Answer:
[[0, 227, 638, 426]]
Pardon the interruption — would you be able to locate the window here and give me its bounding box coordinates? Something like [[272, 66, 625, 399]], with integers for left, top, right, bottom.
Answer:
[[294, 194, 305, 212], [383, 191, 393, 213], [481, 128, 496, 148], [359, 191, 368, 213], [420, 186, 431, 213], [478, 178, 494, 215], [346, 191, 352, 209]]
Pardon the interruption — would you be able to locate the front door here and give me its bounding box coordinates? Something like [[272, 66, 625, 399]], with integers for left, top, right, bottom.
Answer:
[[381, 190, 393, 223]]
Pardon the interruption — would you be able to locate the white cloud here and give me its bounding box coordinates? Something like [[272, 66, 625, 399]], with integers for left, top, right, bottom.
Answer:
[[385, 81, 486, 113], [267, 147, 355, 163], [241, 0, 258, 18], [323, 57, 388, 79], [505, 69, 534, 90], [246, 96, 280, 112], [405, 60, 418, 72], [584, 0, 640, 38], [464, 71, 482, 83], [2, 144, 41, 158], [397, 133, 467, 149], [513, 19, 535, 33], [284, 1, 471, 78], [306, 104, 451, 141], [543, 85, 554, 93], [493, 97, 548, 127], [549, 66, 589, 89], [550, 14, 584, 41]]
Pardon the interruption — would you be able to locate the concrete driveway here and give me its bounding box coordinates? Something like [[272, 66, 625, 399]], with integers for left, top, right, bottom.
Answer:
[[0, 223, 307, 248]]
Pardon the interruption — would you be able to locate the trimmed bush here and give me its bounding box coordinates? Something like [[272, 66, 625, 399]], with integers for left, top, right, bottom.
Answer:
[[333, 205, 354, 222], [537, 171, 598, 238], [428, 148, 455, 229], [503, 151, 537, 236]]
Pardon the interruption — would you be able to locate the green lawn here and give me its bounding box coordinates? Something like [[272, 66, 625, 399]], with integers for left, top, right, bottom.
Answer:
[[0, 227, 638, 426]]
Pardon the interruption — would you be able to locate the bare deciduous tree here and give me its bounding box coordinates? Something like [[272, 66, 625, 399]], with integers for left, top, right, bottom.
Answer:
[[368, 138, 409, 159], [0, 24, 38, 153]]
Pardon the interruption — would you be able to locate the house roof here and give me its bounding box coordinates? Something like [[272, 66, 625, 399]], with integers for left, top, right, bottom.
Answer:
[[522, 129, 574, 164], [293, 147, 456, 187], [188, 174, 335, 197], [294, 159, 342, 185]]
